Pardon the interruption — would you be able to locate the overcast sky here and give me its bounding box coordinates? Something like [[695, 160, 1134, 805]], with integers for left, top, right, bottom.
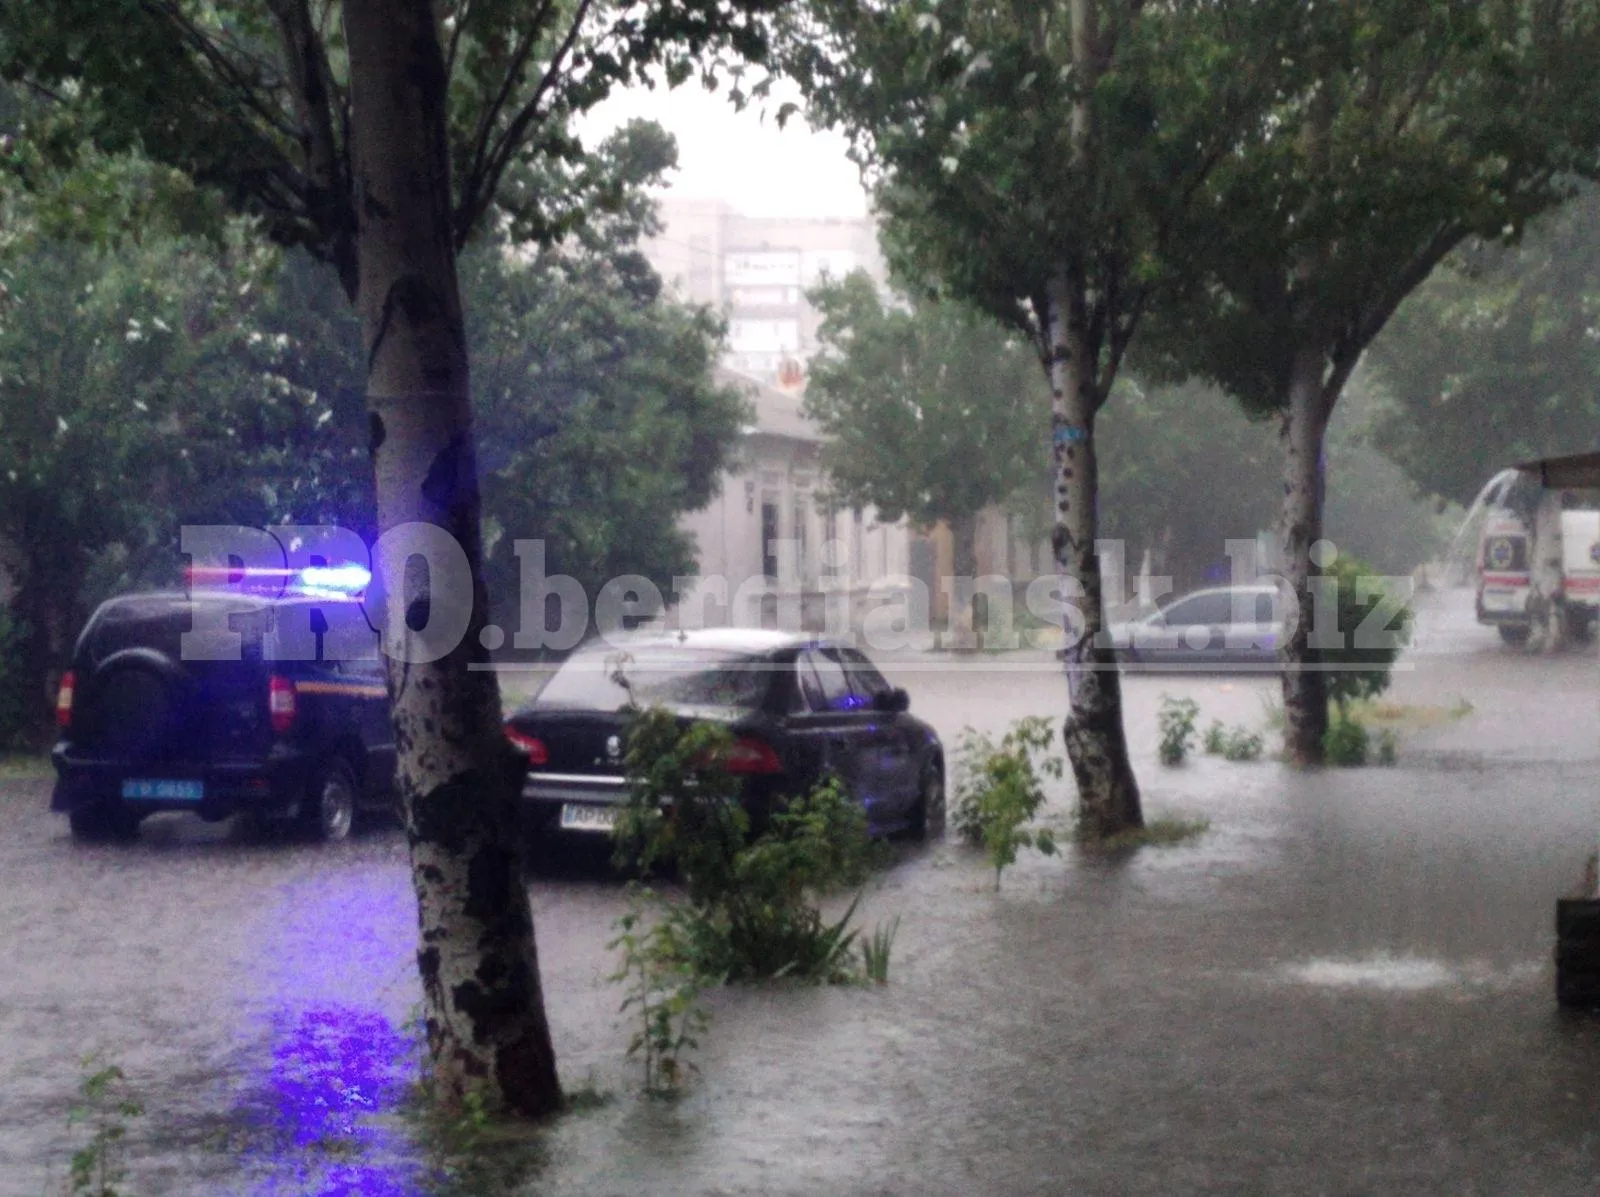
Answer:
[[579, 80, 871, 220]]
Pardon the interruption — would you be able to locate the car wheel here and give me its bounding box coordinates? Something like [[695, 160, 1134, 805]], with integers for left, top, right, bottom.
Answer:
[[1499, 624, 1532, 647], [910, 759, 945, 841], [301, 757, 358, 844], [68, 802, 141, 843]]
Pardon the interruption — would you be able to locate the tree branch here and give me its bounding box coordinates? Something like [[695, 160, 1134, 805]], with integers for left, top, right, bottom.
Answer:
[[266, 0, 357, 295], [140, 0, 300, 143], [455, 0, 563, 239], [461, 0, 597, 248], [1350, 223, 1465, 352]]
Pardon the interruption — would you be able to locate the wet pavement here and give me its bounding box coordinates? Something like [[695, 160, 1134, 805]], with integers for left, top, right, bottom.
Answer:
[[4, 587, 1600, 1195]]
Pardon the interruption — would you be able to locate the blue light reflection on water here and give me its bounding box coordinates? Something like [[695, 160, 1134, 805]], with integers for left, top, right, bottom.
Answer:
[[247, 1005, 419, 1197], [238, 862, 426, 1196]]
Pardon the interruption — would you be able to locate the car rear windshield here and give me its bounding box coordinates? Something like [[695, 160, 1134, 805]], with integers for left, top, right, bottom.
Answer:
[[536, 647, 773, 712]]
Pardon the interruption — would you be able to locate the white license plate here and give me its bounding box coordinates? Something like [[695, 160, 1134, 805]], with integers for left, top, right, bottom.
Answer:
[[1483, 589, 1522, 612], [559, 803, 618, 833], [122, 779, 204, 801]]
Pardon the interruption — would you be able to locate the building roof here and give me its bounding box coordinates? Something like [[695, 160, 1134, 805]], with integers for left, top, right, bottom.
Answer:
[[1514, 450, 1600, 489], [714, 366, 820, 443]]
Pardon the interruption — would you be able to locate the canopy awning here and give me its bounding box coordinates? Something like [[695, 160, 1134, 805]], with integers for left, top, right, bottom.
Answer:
[[1513, 450, 1600, 490]]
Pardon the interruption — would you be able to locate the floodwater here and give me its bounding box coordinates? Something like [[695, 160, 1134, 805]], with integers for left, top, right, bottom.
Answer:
[[4, 588, 1600, 1195]]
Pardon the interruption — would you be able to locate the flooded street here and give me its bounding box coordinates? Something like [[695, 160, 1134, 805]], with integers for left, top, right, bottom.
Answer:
[[5, 587, 1600, 1195]]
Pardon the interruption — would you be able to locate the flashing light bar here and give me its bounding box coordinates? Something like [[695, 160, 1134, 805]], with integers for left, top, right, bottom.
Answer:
[[298, 564, 372, 593], [186, 564, 371, 596]]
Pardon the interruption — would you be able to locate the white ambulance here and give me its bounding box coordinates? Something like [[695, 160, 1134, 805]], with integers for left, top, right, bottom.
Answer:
[[1475, 453, 1600, 645]]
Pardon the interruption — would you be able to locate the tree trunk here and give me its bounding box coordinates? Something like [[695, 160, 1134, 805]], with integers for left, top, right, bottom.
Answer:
[[1046, 274, 1143, 839], [1278, 345, 1330, 766], [8, 575, 51, 737], [345, 0, 560, 1118], [944, 511, 981, 649]]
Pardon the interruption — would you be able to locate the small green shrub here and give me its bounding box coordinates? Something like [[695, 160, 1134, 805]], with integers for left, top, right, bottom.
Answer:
[[1157, 695, 1200, 766], [613, 707, 885, 985], [1220, 727, 1264, 762], [1321, 554, 1414, 709], [62, 1055, 143, 1197], [609, 890, 713, 1095], [950, 716, 1063, 889], [1201, 721, 1264, 762], [1323, 714, 1370, 767]]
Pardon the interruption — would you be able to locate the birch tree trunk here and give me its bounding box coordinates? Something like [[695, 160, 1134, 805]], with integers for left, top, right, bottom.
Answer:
[[1277, 345, 1330, 766], [345, 0, 560, 1118], [1047, 274, 1143, 838]]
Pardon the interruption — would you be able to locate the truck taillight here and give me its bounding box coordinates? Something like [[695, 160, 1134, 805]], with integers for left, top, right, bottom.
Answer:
[[725, 737, 782, 775], [268, 675, 298, 734], [505, 726, 549, 766], [55, 671, 75, 730]]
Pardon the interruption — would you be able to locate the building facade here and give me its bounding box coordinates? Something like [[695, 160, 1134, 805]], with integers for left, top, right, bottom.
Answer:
[[673, 368, 913, 632], [641, 199, 888, 383], [648, 200, 1052, 636]]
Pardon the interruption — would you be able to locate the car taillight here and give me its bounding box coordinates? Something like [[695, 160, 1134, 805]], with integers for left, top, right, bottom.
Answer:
[[724, 737, 782, 775], [268, 675, 298, 734], [55, 671, 75, 730], [505, 726, 549, 766]]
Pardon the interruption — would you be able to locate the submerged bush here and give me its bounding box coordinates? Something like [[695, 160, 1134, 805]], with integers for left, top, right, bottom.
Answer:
[[1157, 696, 1200, 766], [1202, 720, 1264, 763], [951, 716, 1063, 888], [613, 707, 882, 986], [1323, 713, 1370, 767], [1321, 554, 1414, 709]]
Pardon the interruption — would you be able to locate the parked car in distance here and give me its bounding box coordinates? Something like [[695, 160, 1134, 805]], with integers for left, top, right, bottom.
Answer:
[[51, 588, 396, 843], [1107, 584, 1285, 671], [505, 630, 945, 850]]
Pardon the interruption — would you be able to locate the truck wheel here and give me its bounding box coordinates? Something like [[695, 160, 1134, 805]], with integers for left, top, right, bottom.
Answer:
[[68, 803, 141, 843], [1498, 624, 1532, 647], [300, 757, 357, 844]]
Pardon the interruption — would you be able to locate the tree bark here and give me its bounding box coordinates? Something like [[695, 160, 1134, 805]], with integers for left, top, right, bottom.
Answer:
[[1046, 273, 1143, 839], [345, 0, 560, 1118], [1278, 344, 1330, 766]]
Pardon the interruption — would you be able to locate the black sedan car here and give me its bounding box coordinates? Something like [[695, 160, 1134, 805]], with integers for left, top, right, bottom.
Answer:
[[505, 630, 944, 846]]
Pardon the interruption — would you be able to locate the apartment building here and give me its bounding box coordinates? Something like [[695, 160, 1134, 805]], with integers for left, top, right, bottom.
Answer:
[[641, 198, 888, 382]]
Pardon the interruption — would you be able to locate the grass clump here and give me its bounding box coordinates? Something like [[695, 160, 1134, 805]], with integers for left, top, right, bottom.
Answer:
[[861, 916, 900, 984], [0, 753, 51, 781], [1081, 816, 1211, 854]]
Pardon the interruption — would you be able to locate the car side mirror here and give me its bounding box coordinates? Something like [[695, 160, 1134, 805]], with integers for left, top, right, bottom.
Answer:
[[873, 687, 910, 714]]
